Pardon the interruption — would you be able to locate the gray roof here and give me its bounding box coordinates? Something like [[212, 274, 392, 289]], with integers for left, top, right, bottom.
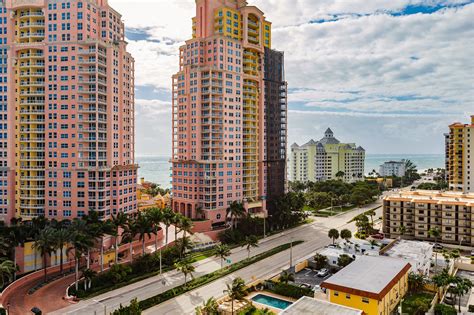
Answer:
[[302, 139, 318, 147], [281, 296, 362, 315], [321, 256, 410, 295], [319, 128, 340, 145]]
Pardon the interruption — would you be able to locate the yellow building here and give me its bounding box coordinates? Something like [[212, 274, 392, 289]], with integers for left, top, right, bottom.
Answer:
[[445, 115, 474, 193], [321, 256, 410, 315]]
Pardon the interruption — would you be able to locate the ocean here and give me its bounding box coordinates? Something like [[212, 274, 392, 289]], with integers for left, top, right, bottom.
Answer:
[[136, 154, 445, 188]]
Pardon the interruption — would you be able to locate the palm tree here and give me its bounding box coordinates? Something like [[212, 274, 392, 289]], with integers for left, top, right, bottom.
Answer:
[[429, 227, 441, 268], [214, 244, 231, 269], [340, 229, 352, 242], [223, 277, 247, 315], [180, 217, 194, 241], [123, 215, 138, 263], [135, 212, 153, 256], [0, 259, 16, 289], [226, 201, 246, 229], [335, 171, 345, 180], [175, 236, 194, 258], [432, 269, 450, 299], [32, 228, 55, 282], [99, 219, 115, 272], [146, 207, 163, 253], [366, 209, 376, 227], [29, 216, 48, 271], [314, 253, 328, 269], [52, 227, 71, 275], [195, 297, 218, 315], [408, 272, 426, 293], [111, 212, 128, 264], [175, 259, 195, 287], [453, 277, 472, 312], [7, 218, 27, 280], [81, 268, 97, 291], [328, 229, 339, 245], [81, 211, 103, 269], [279, 270, 294, 284], [398, 225, 406, 239], [69, 226, 94, 291], [242, 235, 259, 259], [162, 207, 176, 248]]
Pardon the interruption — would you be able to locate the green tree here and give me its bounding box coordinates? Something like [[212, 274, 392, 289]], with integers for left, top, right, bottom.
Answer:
[[69, 222, 94, 291], [176, 236, 194, 258], [214, 244, 231, 269], [429, 227, 441, 268], [340, 229, 352, 242], [179, 217, 194, 241], [195, 297, 218, 315], [0, 259, 16, 289], [432, 269, 451, 299], [242, 235, 259, 259], [398, 225, 406, 239], [408, 272, 426, 293], [337, 254, 354, 268], [135, 212, 153, 256], [314, 253, 328, 269], [162, 207, 176, 248], [111, 212, 129, 264], [223, 277, 247, 315], [32, 228, 56, 282], [279, 270, 294, 284], [175, 259, 195, 287], [452, 277, 472, 312], [81, 268, 97, 291], [129, 297, 142, 315], [226, 201, 246, 229], [52, 227, 71, 275], [123, 216, 138, 263], [335, 171, 345, 180], [328, 229, 339, 245]]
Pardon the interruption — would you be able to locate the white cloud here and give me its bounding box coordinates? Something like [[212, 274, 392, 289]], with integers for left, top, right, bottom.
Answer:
[[107, 0, 474, 157]]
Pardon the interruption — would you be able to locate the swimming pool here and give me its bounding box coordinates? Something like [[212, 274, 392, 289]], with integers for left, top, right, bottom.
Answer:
[[251, 293, 293, 310]]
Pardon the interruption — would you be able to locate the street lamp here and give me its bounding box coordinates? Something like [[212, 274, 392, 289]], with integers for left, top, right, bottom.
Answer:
[[289, 237, 293, 269], [7, 303, 10, 315]]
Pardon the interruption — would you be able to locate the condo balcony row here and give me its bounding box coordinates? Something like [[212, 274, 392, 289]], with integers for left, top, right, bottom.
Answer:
[[78, 106, 107, 113], [20, 81, 45, 87], [77, 87, 107, 95], [78, 47, 107, 57], [78, 57, 107, 66], [19, 21, 45, 28], [18, 10, 44, 18], [78, 78, 107, 85], [19, 52, 44, 59], [19, 32, 45, 39], [78, 68, 107, 76], [20, 71, 45, 77], [19, 61, 45, 68]]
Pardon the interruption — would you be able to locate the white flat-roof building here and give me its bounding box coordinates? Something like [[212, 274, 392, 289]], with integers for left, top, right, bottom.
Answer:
[[382, 240, 433, 275], [281, 296, 362, 315], [379, 160, 406, 177]]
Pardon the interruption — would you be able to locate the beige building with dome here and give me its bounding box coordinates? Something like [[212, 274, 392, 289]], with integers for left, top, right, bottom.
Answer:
[[290, 128, 365, 183]]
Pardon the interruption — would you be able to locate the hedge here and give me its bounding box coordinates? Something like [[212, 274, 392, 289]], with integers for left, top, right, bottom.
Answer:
[[121, 241, 303, 311], [269, 281, 313, 299]]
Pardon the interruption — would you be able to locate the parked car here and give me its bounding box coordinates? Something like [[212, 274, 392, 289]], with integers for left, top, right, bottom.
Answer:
[[470, 250, 474, 257], [444, 294, 455, 305], [299, 283, 311, 289], [433, 243, 443, 250], [371, 233, 384, 240], [317, 268, 329, 277]]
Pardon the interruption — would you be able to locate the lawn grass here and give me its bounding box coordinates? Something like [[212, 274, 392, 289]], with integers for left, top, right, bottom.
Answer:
[[402, 292, 434, 314]]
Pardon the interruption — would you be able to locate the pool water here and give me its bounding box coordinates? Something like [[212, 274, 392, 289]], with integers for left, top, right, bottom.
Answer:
[[251, 294, 293, 310]]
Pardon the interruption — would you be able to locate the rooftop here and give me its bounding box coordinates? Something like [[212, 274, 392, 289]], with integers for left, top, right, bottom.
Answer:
[[281, 296, 362, 315], [384, 190, 474, 205], [321, 256, 410, 300], [384, 240, 433, 262]]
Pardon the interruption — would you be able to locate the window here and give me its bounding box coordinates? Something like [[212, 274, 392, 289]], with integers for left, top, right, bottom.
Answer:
[[346, 294, 351, 299], [334, 291, 339, 296], [362, 297, 369, 304]]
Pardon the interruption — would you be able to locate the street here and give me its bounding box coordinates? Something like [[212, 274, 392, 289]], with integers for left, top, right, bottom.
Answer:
[[51, 201, 382, 315]]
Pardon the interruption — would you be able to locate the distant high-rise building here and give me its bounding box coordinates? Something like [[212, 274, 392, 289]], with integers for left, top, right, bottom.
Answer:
[[171, 0, 286, 228], [445, 115, 474, 193], [290, 128, 365, 183], [0, 0, 137, 223]]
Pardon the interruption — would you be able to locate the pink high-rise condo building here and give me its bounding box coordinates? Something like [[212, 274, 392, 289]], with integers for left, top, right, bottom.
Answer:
[[0, 0, 137, 223], [172, 0, 287, 233]]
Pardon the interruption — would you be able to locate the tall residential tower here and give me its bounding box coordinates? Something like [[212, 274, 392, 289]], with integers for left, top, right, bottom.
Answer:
[[0, 0, 137, 223], [445, 115, 474, 193], [172, 0, 287, 229]]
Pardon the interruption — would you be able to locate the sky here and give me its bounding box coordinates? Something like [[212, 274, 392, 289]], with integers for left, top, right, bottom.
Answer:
[[109, 0, 474, 156]]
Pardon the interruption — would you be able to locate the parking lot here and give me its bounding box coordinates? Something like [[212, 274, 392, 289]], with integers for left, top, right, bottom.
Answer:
[[293, 268, 332, 289]]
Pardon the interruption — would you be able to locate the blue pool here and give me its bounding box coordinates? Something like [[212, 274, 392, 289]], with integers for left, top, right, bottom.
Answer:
[[251, 294, 293, 310]]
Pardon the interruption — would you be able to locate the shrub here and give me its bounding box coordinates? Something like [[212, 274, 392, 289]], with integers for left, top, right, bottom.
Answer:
[[434, 304, 457, 315], [269, 281, 313, 299], [0, 308, 5, 315]]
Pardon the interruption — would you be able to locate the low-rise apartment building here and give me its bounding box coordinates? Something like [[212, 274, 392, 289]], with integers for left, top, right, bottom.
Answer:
[[321, 256, 410, 315], [383, 190, 474, 246]]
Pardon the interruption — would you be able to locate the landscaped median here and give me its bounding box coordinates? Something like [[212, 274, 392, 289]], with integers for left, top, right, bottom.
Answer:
[[114, 241, 304, 312]]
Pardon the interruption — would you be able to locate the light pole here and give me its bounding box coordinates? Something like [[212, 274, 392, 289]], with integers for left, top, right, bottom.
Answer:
[[289, 237, 293, 269], [263, 214, 266, 238], [7, 302, 10, 315]]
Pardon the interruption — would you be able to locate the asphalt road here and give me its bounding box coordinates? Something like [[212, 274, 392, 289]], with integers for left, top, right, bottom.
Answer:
[[52, 201, 382, 315]]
